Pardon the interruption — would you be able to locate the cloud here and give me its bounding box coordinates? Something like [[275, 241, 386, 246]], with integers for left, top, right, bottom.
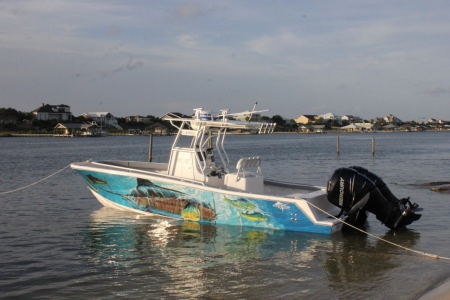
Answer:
[[170, 3, 207, 21], [245, 31, 306, 56], [423, 85, 448, 96], [74, 57, 144, 79], [176, 34, 199, 49]]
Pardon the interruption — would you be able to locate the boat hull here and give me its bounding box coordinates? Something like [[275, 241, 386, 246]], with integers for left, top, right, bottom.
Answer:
[[73, 168, 341, 234]]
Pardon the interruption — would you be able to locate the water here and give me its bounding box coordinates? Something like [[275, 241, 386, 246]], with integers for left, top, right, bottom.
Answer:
[[0, 132, 449, 299]]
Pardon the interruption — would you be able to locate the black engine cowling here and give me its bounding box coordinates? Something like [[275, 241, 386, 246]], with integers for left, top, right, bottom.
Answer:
[[327, 167, 421, 230]]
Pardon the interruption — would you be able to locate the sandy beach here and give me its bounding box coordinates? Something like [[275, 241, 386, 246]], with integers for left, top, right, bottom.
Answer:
[[419, 279, 450, 300]]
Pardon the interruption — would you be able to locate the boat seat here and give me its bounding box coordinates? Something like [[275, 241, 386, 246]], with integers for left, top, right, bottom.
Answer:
[[224, 157, 263, 193], [235, 157, 261, 180]]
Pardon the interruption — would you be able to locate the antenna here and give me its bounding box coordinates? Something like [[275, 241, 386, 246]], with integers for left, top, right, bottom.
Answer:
[[248, 102, 258, 123], [219, 109, 229, 121], [193, 108, 203, 120]]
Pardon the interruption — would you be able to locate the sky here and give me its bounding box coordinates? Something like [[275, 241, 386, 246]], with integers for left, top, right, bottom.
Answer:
[[1, 1, 449, 121]]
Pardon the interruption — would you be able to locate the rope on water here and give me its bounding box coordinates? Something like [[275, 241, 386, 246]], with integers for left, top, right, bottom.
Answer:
[[308, 202, 450, 261], [0, 164, 72, 195]]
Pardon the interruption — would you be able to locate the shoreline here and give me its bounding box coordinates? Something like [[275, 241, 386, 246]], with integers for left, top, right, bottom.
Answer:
[[1, 130, 449, 137], [419, 278, 450, 300]]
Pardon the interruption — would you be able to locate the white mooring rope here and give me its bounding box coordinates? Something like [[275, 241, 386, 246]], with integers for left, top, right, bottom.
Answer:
[[308, 202, 450, 261], [0, 164, 71, 195]]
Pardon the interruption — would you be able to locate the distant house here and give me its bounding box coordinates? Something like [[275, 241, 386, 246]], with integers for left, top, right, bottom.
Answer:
[[295, 115, 318, 124], [383, 114, 402, 124], [146, 122, 168, 135], [128, 129, 142, 135], [298, 124, 313, 133], [0, 115, 18, 125], [342, 115, 363, 123], [319, 112, 342, 125], [125, 115, 152, 123], [354, 123, 378, 131], [415, 125, 429, 131], [298, 124, 325, 133], [341, 124, 365, 132], [31, 103, 72, 121], [372, 117, 387, 124], [54, 122, 99, 136], [82, 112, 123, 130]]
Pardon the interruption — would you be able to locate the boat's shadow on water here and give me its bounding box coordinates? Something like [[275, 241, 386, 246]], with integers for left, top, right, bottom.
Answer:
[[325, 226, 421, 281], [77, 207, 423, 299]]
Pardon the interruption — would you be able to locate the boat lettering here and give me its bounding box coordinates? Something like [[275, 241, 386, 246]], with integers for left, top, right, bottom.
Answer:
[[339, 177, 345, 207], [273, 202, 290, 211]]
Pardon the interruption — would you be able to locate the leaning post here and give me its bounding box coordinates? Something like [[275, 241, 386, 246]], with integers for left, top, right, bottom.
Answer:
[[372, 137, 375, 156], [337, 136, 340, 155], [208, 129, 212, 148], [148, 133, 153, 162]]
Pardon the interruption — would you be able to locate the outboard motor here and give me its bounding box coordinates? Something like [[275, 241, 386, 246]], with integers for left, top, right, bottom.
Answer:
[[327, 167, 421, 230], [349, 166, 400, 205]]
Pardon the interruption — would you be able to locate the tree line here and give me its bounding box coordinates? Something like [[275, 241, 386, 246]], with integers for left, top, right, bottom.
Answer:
[[0, 107, 298, 132]]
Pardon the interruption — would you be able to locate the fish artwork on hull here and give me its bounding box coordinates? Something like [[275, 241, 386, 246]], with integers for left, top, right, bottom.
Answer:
[[126, 178, 217, 221]]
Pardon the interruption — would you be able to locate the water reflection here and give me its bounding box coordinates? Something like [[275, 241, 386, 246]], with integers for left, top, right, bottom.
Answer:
[[324, 227, 421, 298], [80, 207, 421, 299]]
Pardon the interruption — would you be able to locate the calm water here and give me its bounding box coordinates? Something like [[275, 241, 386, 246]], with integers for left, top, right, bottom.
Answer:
[[1, 132, 449, 299]]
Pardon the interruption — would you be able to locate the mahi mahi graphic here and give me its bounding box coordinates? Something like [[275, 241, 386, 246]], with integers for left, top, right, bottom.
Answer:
[[181, 203, 201, 221], [238, 211, 268, 222], [224, 196, 257, 211], [86, 174, 107, 185]]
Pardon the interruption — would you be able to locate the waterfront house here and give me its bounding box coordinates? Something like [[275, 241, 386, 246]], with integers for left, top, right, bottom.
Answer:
[[342, 115, 363, 123], [82, 112, 123, 130], [298, 124, 325, 133], [372, 117, 387, 124], [125, 115, 152, 123], [32, 103, 72, 121], [54, 123, 100, 136], [412, 125, 427, 131], [341, 124, 365, 132], [319, 112, 342, 125], [383, 114, 402, 124], [295, 115, 318, 124], [145, 122, 168, 135], [354, 123, 378, 131]]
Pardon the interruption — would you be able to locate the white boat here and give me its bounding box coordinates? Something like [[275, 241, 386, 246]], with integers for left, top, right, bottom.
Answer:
[[71, 108, 421, 234]]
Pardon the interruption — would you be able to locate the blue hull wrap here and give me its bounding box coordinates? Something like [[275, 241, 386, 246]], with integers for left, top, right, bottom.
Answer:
[[75, 170, 333, 234]]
